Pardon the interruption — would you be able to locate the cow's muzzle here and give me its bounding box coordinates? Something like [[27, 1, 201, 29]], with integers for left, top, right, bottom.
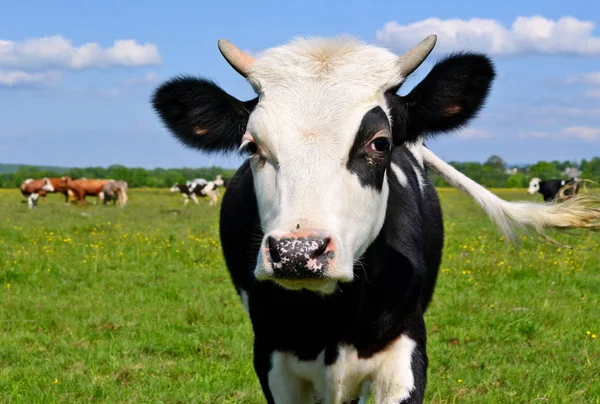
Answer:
[[256, 228, 343, 291]]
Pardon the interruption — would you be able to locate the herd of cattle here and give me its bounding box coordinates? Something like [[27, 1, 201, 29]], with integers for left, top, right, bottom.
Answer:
[[20, 177, 129, 209], [18, 174, 230, 209]]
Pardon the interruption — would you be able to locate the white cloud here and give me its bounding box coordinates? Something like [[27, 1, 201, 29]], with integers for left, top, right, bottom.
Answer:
[[562, 126, 600, 141], [376, 16, 600, 56], [0, 36, 162, 70], [457, 128, 491, 139], [0, 69, 61, 87], [567, 72, 600, 85]]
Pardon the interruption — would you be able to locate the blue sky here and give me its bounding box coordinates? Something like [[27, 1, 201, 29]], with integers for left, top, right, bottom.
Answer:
[[1, 0, 599, 169]]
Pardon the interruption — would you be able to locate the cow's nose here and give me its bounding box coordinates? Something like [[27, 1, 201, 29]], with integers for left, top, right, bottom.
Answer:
[[265, 231, 336, 279]]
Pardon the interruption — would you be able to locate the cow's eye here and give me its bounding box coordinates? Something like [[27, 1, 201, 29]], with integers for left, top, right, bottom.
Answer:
[[243, 141, 258, 155], [369, 137, 391, 153], [239, 133, 260, 157]]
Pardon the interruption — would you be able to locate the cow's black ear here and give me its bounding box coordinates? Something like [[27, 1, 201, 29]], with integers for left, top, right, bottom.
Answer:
[[388, 52, 495, 144], [151, 76, 258, 154]]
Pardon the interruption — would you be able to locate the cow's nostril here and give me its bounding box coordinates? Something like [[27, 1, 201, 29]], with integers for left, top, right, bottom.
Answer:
[[267, 236, 282, 263], [310, 237, 331, 259]]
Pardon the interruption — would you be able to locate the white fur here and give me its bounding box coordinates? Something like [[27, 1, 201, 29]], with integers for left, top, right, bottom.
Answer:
[[422, 148, 590, 239], [528, 177, 541, 195], [268, 334, 417, 403], [41, 178, 54, 192], [246, 38, 399, 291], [411, 163, 426, 194], [406, 142, 425, 168], [391, 163, 409, 188]]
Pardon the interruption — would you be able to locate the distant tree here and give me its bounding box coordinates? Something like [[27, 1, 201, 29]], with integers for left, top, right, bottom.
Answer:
[[505, 173, 529, 188], [484, 154, 506, 172], [527, 161, 562, 180]]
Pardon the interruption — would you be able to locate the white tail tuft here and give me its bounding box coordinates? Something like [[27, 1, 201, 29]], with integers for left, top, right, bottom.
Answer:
[[422, 147, 600, 243]]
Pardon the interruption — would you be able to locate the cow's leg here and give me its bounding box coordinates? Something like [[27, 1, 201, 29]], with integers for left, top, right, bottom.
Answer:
[[183, 194, 190, 205], [27, 194, 38, 209], [190, 193, 200, 205], [210, 190, 218, 205], [370, 333, 427, 404]]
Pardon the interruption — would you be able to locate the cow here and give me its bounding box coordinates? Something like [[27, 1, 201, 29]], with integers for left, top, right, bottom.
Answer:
[[100, 180, 129, 207], [20, 178, 55, 208], [152, 35, 600, 403], [59, 177, 110, 205], [19, 177, 73, 207], [528, 177, 580, 202], [170, 181, 219, 205]]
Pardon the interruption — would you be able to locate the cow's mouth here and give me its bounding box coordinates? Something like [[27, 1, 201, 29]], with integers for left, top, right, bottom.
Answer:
[[270, 278, 339, 294]]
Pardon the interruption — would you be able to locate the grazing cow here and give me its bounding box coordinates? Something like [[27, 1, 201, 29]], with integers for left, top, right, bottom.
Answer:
[[170, 182, 218, 205], [20, 177, 72, 207], [60, 177, 110, 205], [152, 35, 600, 403], [528, 177, 580, 202], [101, 180, 129, 207], [20, 178, 55, 208]]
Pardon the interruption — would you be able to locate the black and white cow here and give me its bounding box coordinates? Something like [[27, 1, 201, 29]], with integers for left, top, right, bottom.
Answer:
[[152, 35, 600, 403], [170, 182, 219, 205], [528, 177, 579, 202]]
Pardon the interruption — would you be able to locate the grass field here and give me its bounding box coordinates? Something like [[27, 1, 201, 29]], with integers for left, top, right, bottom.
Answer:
[[1, 187, 599, 403]]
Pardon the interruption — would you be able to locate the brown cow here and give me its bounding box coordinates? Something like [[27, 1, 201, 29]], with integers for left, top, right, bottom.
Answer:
[[20, 177, 55, 208], [59, 177, 110, 205]]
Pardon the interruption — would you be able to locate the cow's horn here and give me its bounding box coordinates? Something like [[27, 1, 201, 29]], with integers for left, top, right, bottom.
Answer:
[[397, 34, 437, 77], [218, 39, 256, 78]]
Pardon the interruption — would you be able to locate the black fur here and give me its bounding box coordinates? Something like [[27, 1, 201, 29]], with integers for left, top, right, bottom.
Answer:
[[347, 106, 392, 190], [387, 52, 495, 144], [219, 146, 443, 403], [151, 76, 257, 154], [534, 178, 578, 202]]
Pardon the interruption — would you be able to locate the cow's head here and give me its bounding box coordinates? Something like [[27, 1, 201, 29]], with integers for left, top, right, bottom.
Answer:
[[528, 178, 542, 195], [41, 178, 55, 192], [152, 35, 495, 293]]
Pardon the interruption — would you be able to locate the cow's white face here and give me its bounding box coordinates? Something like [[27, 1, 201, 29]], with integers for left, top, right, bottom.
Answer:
[[528, 178, 541, 195], [41, 178, 55, 192], [242, 39, 406, 292], [152, 34, 495, 294]]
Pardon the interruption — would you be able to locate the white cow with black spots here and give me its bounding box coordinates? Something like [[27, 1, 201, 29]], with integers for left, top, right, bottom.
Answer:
[[152, 34, 600, 404]]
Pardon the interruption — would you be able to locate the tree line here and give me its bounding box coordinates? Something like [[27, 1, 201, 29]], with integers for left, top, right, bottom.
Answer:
[[0, 165, 237, 189], [429, 155, 600, 188], [1, 156, 599, 189]]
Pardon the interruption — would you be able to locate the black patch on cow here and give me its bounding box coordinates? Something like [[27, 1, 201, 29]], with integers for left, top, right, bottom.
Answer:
[[151, 76, 258, 154], [386, 52, 495, 145], [536, 178, 577, 202], [347, 106, 391, 190]]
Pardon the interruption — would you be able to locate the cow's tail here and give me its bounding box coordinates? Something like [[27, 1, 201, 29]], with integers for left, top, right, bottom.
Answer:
[[422, 147, 600, 243]]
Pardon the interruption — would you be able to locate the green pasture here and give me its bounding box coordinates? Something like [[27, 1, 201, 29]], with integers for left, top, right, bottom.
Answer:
[[0, 188, 598, 403]]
